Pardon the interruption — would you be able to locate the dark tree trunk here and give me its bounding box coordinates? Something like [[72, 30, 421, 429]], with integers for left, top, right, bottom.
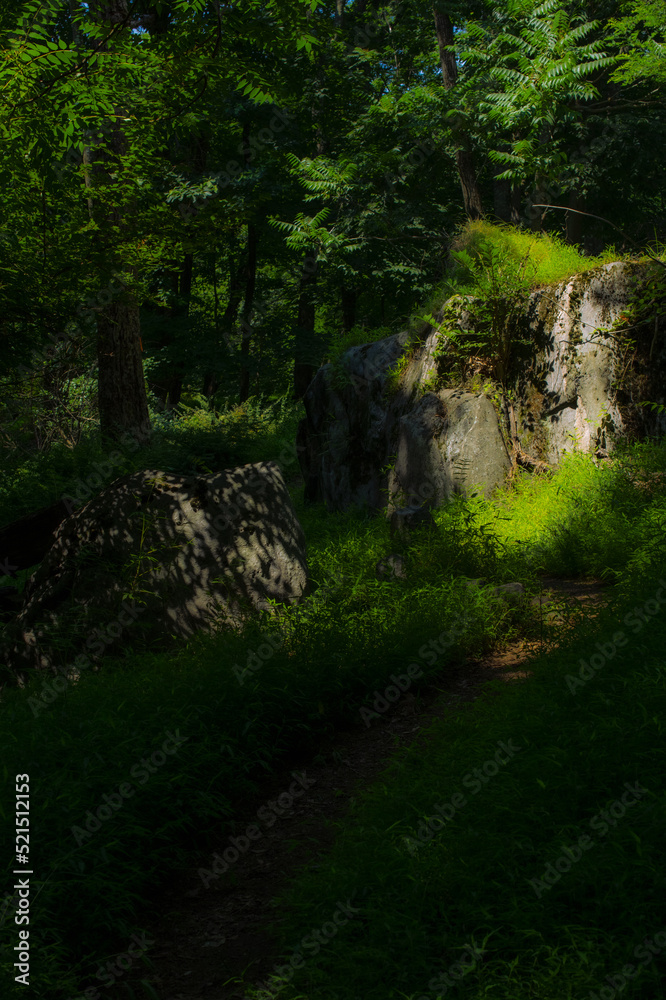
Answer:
[[165, 252, 193, 409], [510, 184, 523, 226], [493, 174, 512, 224], [204, 250, 220, 402], [341, 286, 357, 333], [239, 224, 258, 404], [204, 249, 247, 400], [89, 0, 150, 442], [494, 176, 523, 226], [566, 191, 586, 246], [142, 265, 177, 408], [293, 253, 318, 401], [529, 178, 549, 232], [528, 127, 551, 232], [433, 7, 483, 220], [97, 298, 150, 440]]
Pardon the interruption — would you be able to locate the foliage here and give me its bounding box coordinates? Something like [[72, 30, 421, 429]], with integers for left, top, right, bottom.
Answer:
[[2, 427, 666, 995], [449, 220, 620, 289], [0, 397, 302, 530], [420, 221, 618, 392], [458, 2, 619, 186], [610, 0, 666, 85], [252, 571, 666, 1000]]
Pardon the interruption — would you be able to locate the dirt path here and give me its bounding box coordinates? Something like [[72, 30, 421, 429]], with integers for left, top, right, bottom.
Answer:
[[105, 577, 611, 1000]]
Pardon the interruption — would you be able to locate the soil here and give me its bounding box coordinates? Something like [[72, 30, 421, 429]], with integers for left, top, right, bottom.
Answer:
[[103, 576, 611, 1000]]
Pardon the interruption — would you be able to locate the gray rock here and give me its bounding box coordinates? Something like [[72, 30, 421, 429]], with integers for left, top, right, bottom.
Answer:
[[388, 389, 511, 507], [297, 261, 666, 513], [518, 262, 666, 463], [6, 462, 309, 675]]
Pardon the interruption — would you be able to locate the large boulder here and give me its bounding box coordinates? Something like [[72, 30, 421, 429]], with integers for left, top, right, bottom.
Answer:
[[297, 261, 666, 512], [388, 389, 511, 508], [5, 461, 308, 676], [297, 333, 410, 511], [517, 261, 666, 462]]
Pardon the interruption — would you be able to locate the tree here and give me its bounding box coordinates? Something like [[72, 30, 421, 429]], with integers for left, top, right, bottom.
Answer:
[[610, 0, 666, 84], [433, 4, 484, 219], [456, 1, 618, 230], [87, 0, 151, 441], [0, 0, 317, 437]]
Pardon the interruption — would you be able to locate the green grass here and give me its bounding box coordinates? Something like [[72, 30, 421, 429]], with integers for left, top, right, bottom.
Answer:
[[0, 395, 301, 529], [247, 575, 666, 999], [447, 219, 627, 293], [1, 415, 666, 999]]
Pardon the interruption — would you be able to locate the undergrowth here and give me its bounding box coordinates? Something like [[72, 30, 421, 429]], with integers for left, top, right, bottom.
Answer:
[[249, 576, 666, 1000], [0, 417, 665, 998], [0, 396, 301, 529]]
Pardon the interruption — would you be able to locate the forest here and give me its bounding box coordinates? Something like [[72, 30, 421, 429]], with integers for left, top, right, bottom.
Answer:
[[1, 1, 666, 999]]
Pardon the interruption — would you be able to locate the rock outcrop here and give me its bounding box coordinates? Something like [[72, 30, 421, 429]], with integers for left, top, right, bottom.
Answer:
[[5, 461, 309, 676], [297, 261, 666, 512]]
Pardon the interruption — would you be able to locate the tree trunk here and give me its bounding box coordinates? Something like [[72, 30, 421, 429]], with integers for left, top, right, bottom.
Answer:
[[528, 176, 550, 232], [341, 286, 357, 333], [566, 191, 586, 246], [510, 184, 523, 226], [166, 252, 193, 409], [293, 253, 318, 401], [204, 249, 220, 402], [493, 175, 511, 224], [239, 224, 258, 404], [203, 244, 248, 399], [433, 6, 483, 220], [89, 0, 150, 442], [98, 298, 151, 440]]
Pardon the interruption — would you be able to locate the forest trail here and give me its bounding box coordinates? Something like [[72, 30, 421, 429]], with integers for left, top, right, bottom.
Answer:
[[107, 577, 611, 1000]]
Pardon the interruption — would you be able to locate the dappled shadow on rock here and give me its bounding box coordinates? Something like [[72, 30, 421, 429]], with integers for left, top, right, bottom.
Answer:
[[3, 461, 309, 681]]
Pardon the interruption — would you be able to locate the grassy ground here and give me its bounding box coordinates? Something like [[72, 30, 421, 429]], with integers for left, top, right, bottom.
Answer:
[[1, 405, 665, 999], [247, 579, 666, 1000]]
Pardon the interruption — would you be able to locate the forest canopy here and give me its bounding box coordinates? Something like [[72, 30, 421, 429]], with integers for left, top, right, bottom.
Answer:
[[0, 0, 664, 444]]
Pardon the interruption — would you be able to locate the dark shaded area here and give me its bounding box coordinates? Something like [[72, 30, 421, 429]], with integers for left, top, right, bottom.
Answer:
[[0, 499, 71, 573]]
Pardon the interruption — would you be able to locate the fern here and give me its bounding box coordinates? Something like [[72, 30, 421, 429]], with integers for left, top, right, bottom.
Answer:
[[458, 4, 620, 185]]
